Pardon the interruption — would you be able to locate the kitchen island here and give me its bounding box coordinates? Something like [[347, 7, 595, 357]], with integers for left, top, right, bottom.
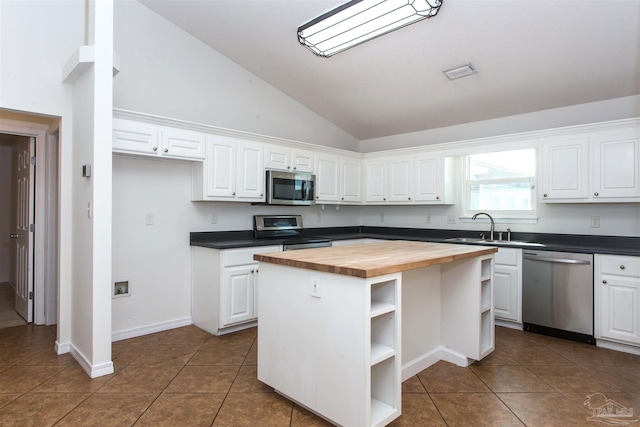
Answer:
[[254, 241, 497, 427]]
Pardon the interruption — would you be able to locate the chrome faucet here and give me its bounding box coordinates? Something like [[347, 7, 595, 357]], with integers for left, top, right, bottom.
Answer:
[[472, 212, 495, 240]]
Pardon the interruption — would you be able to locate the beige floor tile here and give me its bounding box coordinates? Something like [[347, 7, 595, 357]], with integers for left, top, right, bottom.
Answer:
[[430, 392, 525, 426], [389, 393, 446, 426], [290, 404, 334, 426], [213, 392, 292, 427], [0, 393, 21, 408], [134, 392, 226, 426], [130, 343, 201, 366], [97, 365, 181, 394], [229, 364, 273, 393], [157, 325, 211, 345], [498, 392, 595, 427], [401, 375, 427, 393], [32, 364, 112, 393], [16, 346, 76, 367], [563, 391, 640, 417], [165, 365, 240, 393], [526, 364, 623, 393], [0, 392, 90, 427], [471, 347, 521, 366], [57, 392, 157, 427], [0, 365, 66, 393], [472, 365, 554, 392], [417, 361, 490, 393], [188, 339, 251, 365], [499, 345, 574, 365]]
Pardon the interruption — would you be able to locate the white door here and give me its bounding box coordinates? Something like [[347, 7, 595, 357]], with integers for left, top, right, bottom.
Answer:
[[221, 265, 255, 327], [13, 137, 34, 322]]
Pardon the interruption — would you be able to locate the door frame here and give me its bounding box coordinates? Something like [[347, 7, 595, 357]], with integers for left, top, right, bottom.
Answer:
[[0, 117, 57, 325]]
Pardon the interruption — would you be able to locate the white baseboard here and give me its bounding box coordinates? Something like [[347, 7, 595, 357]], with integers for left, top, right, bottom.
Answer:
[[597, 339, 640, 356], [70, 343, 114, 378], [401, 347, 442, 381], [495, 319, 523, 330], [55, 340, 71, 354], [111, 316, 192, 342], [440, 347, 473, 367]]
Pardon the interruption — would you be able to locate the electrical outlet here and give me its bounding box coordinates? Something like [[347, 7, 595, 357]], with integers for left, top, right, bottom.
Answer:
[[447, 215, 456, 224], [591, 216, 600, 228], [211, 213, 217, 224], [317, 211, 322, 222], [380, 213, 385, 222], [426, 214, 431, 223], [311, 276, 322, 298], [145, 213, 154, 225]]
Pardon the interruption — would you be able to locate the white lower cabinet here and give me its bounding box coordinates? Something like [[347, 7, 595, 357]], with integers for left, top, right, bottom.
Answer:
[[493, 248, 522, 324], [192, 245, 281, 335], [595, 254, 640, 346]]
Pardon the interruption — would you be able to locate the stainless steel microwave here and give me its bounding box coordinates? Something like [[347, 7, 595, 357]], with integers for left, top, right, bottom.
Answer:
[[265, 170, 315, 205]]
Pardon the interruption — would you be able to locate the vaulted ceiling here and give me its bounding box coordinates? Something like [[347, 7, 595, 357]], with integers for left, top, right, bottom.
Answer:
[[140, 0, 640, 140]]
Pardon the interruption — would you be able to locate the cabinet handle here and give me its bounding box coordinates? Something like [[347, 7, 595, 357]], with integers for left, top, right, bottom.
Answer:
[[152, 147, 158, 152], [408, 197, 411, 201], [543, 193, 548, 197], [316, 196, 319, 199], [232, 192, 236, 196], [602, 279, 607, 284], [594, 192, 599, 197], [293, 167, 297, 170], [620, 265, 626, 270], [164, 148, 168, 153], [287, 166, 290, 169], [383, 198, 386, 201], [436, 196, 440, 200], [341, 197, 344, 201], [260, 193, 263, 197]]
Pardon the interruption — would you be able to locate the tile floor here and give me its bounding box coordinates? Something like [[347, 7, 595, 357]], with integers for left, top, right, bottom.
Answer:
[[0, 282, 27, 329], [0, 323, 639, 426]]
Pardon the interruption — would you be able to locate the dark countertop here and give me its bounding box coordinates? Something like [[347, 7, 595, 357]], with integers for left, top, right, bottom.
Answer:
[[190, 226, 640, 256]]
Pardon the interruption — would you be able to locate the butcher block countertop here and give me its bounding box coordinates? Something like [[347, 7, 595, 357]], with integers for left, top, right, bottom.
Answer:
[[254, 240, 497, 278]]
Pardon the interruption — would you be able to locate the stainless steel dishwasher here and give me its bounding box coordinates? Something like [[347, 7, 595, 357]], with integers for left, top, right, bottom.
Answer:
[[522, 250, 594, 344]]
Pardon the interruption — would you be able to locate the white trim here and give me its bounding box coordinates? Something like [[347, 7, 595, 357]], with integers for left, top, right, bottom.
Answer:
[[111, 316, 192, 342], [55, 340, 71, 355], [401, 346, 442, 381], [69, 342, 114, 378], [596, 339, 640, 356], [495, 319, 523, 330]]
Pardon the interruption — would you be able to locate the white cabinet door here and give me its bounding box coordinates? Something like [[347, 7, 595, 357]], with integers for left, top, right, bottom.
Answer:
[[316, 154, 340, 202], [414, 155, 443, 202], [113, 120, 159, 155], [493, 248, 522, 323], [340, 157, 362, 203], [592, 128, 640, 199], [160, 129, 205, 160], [292, 149, 315, 173], [596, 255, 640, 345], [364, 160, 387, 203], [264, 145, 291, 171], [540, 137, 590, 201], [204, 136, 236, 198], [389, 157, 413, 202], [236, 140, 264, 201], [221, 265, 256, 327]]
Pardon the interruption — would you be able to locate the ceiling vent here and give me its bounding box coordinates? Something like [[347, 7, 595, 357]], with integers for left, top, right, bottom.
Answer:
[[443, 64, 476, 80]]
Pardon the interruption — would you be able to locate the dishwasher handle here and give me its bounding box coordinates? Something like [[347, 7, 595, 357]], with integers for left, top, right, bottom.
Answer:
[[523, 253, 591, 265]]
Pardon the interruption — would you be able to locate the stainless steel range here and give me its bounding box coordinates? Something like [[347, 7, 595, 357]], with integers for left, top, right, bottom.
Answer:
[[253, 215, 332, 251]]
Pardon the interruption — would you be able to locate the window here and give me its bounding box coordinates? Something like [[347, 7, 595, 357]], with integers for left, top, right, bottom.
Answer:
[[464, 148, 536, 217]]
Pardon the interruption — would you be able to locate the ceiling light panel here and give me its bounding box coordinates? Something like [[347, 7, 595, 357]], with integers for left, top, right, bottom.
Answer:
[[298, 0, 443, 57], [443, 64, 476, 80]]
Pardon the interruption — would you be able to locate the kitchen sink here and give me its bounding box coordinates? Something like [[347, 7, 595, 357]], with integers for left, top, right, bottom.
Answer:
[[444, 237, 545, 247]]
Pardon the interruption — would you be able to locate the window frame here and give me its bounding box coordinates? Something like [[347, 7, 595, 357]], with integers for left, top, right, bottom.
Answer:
[[462, 149, 538, 220]]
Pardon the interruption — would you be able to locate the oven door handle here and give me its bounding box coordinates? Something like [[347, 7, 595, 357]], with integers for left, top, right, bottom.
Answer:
[[523, 254, 591, 265]]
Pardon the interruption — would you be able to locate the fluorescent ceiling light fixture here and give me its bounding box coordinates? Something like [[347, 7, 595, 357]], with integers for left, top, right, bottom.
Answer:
[[444, 64, 476, 80], [298, 0, 443, 57]]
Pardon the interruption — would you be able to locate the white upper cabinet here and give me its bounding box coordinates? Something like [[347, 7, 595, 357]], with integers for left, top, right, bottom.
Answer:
[[540, 123, 640, 203], [389, 157, 413, 202], [364, 159, 388, 203], [192, 136, 264, 202], [315, 153, 362, 203], [340, 157, 362, 203], [264, 144, 315, 173], [414, 155, 453, 203], [315, 154, 340, 202], [591, 126, 640, 199], [113, 118, 205, 160]]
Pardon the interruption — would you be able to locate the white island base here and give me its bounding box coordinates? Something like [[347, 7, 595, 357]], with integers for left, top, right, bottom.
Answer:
[[257, 249, 494, 427]]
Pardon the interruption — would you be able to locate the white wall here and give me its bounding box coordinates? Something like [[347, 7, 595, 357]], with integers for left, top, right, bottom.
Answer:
[[360, 95, 640, 153], [0, 146, 11, 282], [112, 0, 359, 152], [111, 155, 358, 336], [0, 0, 85, 349]]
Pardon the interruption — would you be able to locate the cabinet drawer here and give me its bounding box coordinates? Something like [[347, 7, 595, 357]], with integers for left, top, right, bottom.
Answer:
[[223, 245, 281, 267], [494, 248, 520, 266], [599, 255, 640, 277]]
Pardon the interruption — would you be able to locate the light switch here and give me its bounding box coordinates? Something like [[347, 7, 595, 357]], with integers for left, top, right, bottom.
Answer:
[[145, 214, 154, 225]]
